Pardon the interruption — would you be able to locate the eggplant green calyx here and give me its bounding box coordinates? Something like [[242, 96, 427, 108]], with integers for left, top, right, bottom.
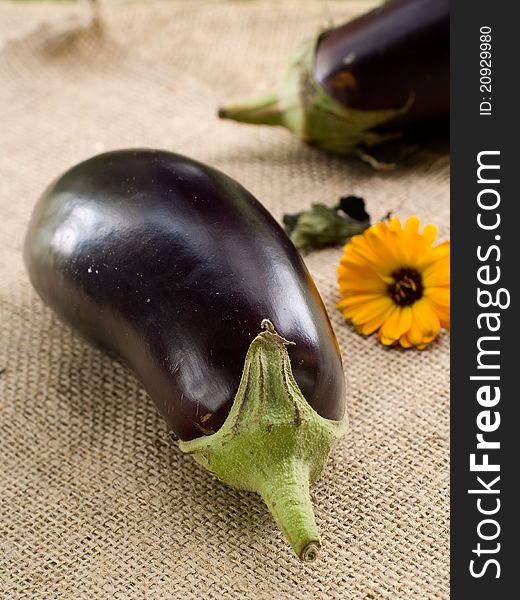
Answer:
[[179, 319, 348, 562], [218, 38, 412, 155], [284, 195, 370, 250]]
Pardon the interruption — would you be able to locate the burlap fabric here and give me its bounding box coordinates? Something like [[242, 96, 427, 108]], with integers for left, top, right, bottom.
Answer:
[[0, 1, 450, 598]]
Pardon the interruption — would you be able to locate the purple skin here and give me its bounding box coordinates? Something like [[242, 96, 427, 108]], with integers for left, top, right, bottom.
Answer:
[[24, 149, 346, 441], [314, 0, 450, 129]]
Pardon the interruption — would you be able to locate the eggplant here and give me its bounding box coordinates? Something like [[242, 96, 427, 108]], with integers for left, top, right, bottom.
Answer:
[[218, 0, 449, 155], [24, 149, 347, 561]]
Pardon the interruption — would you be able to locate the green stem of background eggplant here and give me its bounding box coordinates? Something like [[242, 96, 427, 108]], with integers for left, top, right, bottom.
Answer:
[[218, 93, 285, 127], [179, 319, 347, 561], [218, 38, 412, 155]]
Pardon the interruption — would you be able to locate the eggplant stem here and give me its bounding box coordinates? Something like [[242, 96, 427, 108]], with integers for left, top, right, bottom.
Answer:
[[258, 459, 320, 561], [179, 320, 347, 561], [218, 92, 285, 127]]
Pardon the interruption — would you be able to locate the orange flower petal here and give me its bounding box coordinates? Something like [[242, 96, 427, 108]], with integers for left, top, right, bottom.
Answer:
[[399, 334, 413, 348], [412, 299, 441, 342], [380, 305, 413, 342], [422, 223, 438, 246], [404, 216, 420, 237], [357, 301, 396, 335], [422, 258, 450, 287], [407, 319, 424, 346], [425, 286, 450, 307], [347, 297, 394, 326], [336, 293, 385, 309], [388, 216, 403, 234]]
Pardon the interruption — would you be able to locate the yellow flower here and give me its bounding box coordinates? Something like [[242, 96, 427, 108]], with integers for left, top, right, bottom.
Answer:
[[336, 216, 450, 349]]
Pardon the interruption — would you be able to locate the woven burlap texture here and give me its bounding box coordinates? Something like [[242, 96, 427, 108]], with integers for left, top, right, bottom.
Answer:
[[0, 1, 450, 598]]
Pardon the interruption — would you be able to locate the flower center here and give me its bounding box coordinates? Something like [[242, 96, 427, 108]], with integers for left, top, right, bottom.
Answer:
[[388, 268, 424, 306]]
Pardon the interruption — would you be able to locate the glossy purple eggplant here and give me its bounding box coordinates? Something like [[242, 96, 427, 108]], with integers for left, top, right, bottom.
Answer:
[[24, 149, 345, 441], [219, 0, 449, 155], [24, 149, 348, 561]]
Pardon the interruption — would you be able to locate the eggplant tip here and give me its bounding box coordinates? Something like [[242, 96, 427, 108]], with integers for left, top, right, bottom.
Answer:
[[301, 541, 320, 562]]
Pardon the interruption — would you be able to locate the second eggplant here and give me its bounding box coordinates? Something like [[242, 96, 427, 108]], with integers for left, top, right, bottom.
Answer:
[[219, 0, 450, 155]]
